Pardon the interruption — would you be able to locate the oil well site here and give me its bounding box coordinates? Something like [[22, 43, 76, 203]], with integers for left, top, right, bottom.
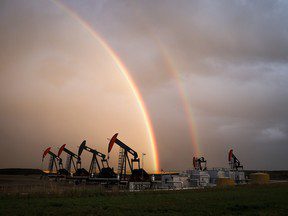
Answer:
[[35, 133, 280, 191], [1, 133, 286, 194], [1, 133, 288, 215], [2, 0, 288, 215]]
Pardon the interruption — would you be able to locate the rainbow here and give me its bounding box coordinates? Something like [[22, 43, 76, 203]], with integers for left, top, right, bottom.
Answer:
[[51, 0, 159, 171], [129, 4, 201, 156], [159, 45, 200, 156]]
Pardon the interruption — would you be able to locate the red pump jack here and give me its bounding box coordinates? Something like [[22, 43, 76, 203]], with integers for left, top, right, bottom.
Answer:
[[193, 156, 207, 171], [42, 147, 64, 176], [228, 149, 243, 171], [108, 133, 149, 182], [57, 143, 89, 177]]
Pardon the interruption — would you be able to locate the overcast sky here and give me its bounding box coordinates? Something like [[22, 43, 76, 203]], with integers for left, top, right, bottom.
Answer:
[[0, 0, 288, 171]]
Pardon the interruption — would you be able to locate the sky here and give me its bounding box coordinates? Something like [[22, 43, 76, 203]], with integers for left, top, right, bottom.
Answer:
[[0, 0, 288, 171]]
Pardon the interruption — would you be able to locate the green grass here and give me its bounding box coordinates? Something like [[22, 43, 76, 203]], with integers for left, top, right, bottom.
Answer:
[[0, 184, 288, 216]]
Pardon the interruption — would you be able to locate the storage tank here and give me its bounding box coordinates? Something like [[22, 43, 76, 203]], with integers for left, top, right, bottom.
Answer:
[[208, 169, 226, 184], [235, 171, 245, 183], [217, 177, 235, 187], [225, 170, 246, 184], [250, 173, 270, 184], [189, 170, 210, 187], [172, 175, 190, 189]]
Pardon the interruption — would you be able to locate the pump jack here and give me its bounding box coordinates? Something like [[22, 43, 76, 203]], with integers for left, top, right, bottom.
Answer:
[[228, 149, 243, 171], [193, 156, 207, 171], [58, 144, 81, 174], [108, 133, 149, 182], [78, 140, 116, 178], [42, 147, 64, 175]]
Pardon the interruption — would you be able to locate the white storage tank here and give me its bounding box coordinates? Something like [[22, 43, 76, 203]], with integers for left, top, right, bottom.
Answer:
[[172, 175, 190, 189], [224, 170, 245, 183], [189, 170, 210, 187], [235, 171, 245, 183], [160, 174, 190, 189], [161, 174, 174, 189], [225, 170, 235, 180], [129, 182, 151, 191], [208, 169, 226, 184]]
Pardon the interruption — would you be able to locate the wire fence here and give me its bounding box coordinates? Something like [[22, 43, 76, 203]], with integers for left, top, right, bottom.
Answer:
[[0, 179, 121, 197]]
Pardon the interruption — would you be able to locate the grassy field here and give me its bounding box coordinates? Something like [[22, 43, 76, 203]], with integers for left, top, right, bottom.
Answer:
[[0, 183, 288, 216]]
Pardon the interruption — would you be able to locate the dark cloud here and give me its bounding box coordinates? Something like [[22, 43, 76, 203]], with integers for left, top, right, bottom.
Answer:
[[60, 0, 288, 170], [1, 0, 288, 170], [0, 0, 155, 170]]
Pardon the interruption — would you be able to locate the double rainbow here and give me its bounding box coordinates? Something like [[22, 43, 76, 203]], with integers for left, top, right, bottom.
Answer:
[[51, 0, 201, 171]]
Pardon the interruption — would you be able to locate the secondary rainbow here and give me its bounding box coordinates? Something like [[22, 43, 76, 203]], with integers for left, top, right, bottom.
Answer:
[[51, 0, 159, 171], [130, 4, 201, 156], [159, 45, 200, 156]]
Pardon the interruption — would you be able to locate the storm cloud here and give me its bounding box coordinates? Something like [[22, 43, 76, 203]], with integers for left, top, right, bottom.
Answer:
[[0, 0, 288, 171]]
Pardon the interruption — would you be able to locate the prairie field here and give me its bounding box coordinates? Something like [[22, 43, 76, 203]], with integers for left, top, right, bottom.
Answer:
[[0, 174, 288, 216]]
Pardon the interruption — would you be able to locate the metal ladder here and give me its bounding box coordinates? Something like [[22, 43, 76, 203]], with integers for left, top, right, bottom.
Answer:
[[117, 148, 124, 174]]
